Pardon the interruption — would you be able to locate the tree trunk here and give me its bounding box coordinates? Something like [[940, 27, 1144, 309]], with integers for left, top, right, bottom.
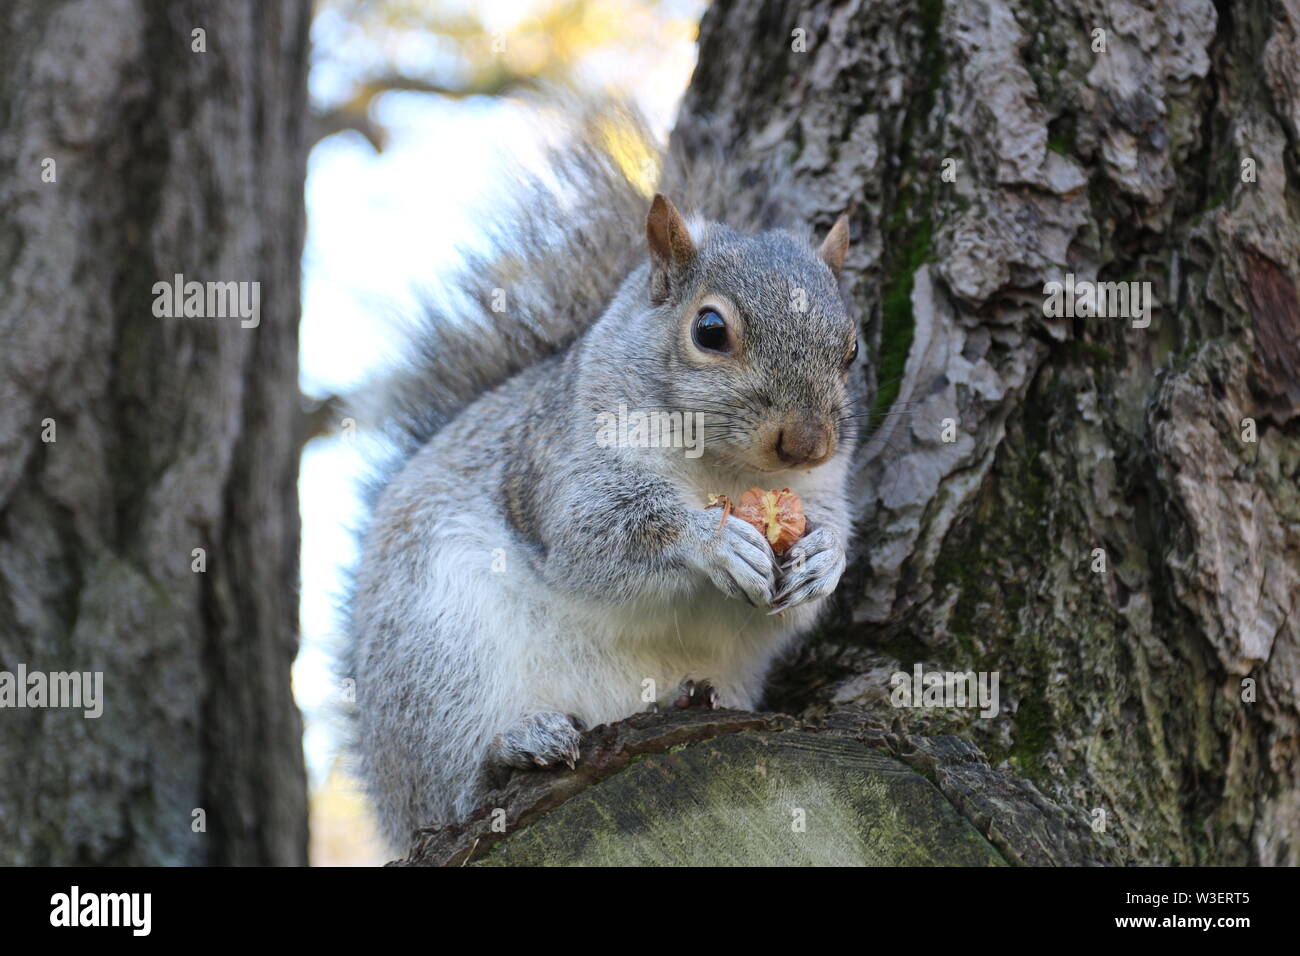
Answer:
[[0, 0, 311, 865], [667, 0, 1300, 865]]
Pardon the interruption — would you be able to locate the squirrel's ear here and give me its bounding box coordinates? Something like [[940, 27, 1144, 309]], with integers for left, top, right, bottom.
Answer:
[[818, 213, 851, 276], [646, 194, 695, 300]]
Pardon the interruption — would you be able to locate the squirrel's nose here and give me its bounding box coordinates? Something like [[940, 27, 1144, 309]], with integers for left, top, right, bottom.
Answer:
[[775, 421, 832, 467]]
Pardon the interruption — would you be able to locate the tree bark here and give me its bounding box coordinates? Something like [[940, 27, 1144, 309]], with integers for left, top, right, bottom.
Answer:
[[396, 707, 1113, 867], [667, 0, 1300, 865], [0, 0, 311, 865]]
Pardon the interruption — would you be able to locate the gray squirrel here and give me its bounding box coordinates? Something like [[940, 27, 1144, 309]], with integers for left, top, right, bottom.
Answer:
[[344, 114, 864, 848]]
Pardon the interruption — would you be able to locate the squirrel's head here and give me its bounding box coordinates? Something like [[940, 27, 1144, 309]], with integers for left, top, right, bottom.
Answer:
[[644, 194, 859, 473]]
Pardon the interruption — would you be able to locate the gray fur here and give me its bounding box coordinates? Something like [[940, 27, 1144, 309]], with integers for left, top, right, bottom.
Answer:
[[345, 113, 864, 849]]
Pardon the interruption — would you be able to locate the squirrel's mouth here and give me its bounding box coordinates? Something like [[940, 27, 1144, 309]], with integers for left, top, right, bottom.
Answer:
[[754, 455, 834, 473], [693, 418, 837, 472], [731, 442, 837, 475]]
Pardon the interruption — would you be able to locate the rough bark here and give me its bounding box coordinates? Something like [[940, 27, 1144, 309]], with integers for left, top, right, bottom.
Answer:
[[397, 707, 1113, 867], [666, 0, 1300, 865], [0, 0, 311, 865]]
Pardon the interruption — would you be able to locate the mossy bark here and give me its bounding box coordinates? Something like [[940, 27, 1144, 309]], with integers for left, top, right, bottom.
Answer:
[[396, 708, 1110, 866], [0, 0, 311, 864], [480, 732, 1006, 867]]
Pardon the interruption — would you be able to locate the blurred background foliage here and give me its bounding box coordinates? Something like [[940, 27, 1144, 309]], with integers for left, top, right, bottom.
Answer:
[[310, 0, 700, 151]]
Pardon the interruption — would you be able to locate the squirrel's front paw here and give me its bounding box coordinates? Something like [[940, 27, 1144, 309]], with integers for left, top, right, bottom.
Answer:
[[769, 527, 846, 614], [491, 711, 585, 771], [696, 513, 777, 607]]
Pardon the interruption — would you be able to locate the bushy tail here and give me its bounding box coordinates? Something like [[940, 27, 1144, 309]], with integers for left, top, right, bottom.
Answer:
[[355, 98, 659, 468]]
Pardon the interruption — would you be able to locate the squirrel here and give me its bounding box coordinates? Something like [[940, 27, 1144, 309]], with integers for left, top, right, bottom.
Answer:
[[343, 110, 864, 848]]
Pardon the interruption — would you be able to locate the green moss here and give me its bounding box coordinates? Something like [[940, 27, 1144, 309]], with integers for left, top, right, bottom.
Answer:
[[875, 218, 933, 421], [479, 733, 1008, 866], [920, 386, 1060, 781], [1005, 680, 1053, 778], [926, 402, 1049, 656], [872, 631, 942, 672], [929, 517, 985, 646], [870, 0, 945, 431], [1045, 113, 1077, 157], [919, 0, 945, 84], [1069, 339, 1115, 367]]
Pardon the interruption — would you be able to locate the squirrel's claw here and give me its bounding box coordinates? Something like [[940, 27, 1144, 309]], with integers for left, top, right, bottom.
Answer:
[[492, 711, 585, 772], [769, 528, 846, 613], [666, 678, 720, 710]]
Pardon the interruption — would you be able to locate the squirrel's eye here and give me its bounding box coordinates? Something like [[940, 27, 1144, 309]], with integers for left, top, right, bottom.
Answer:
[[692, 310, 730, 353], [845, 338, 858, 368]]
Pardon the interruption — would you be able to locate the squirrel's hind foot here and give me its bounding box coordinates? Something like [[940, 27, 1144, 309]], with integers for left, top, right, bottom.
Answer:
[[491, 711, 585, 771], [662, 678, 719, 710]]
